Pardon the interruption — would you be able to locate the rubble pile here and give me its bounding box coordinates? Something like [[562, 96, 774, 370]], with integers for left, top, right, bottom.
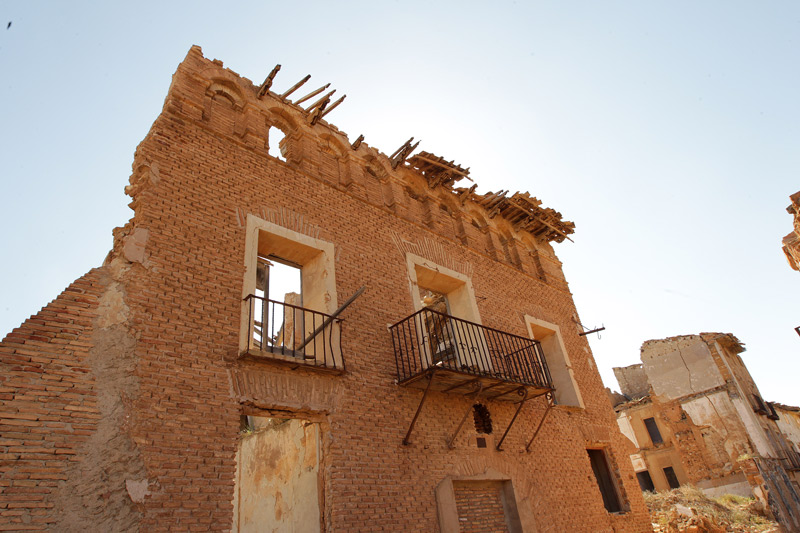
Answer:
[[645, 486, 780, 533]]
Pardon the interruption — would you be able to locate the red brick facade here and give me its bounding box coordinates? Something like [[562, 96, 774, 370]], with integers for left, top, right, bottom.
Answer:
[[1, 47, 652, 531]]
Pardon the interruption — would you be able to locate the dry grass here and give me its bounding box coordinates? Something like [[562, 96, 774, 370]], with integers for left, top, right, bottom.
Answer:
[[644, 486, 780, 532]]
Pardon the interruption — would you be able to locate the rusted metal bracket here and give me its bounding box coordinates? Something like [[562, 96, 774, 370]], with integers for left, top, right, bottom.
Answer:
[[575, 318, 605, 338], [447, 381, 484, 449], [297, 286, 365, 352], [578, 326, 605, 337], [525, 392, 554, 452], [495, 387, 529, 451], [403, 370, 437, 446]]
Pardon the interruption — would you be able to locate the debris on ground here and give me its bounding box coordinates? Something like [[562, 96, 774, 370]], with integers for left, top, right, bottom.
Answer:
[[644, 486, 781, 532]]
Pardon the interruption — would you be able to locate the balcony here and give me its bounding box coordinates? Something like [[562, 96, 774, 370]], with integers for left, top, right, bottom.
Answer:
[[242, 294, 345, 373], [390, 307, 553, 401]]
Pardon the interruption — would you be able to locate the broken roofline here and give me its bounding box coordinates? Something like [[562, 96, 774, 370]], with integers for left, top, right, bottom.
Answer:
[[191, 46, 576, 244]]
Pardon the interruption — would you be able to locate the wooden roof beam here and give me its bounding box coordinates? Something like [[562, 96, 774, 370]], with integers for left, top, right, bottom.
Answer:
[[257, 64, 281, 98]]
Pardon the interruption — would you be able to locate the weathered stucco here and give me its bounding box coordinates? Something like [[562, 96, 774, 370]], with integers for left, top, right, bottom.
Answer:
[[613, 364, 649, 399], [642, 336, 725, 401], [614, 333, 800, 532], [233, 418, 321, 533]]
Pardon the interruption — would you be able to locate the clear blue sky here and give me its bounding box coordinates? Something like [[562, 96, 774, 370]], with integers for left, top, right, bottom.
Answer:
[[1, 1, 798, 403]]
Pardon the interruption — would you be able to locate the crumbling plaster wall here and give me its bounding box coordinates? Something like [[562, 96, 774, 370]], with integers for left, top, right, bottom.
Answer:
[[232, 419, 321, 533], [680, 391, 756, 466], [775, 407, 800, 453], [641, 335, 775, 469], [641, 336, 725, 401], [0, 259, 147, 531], [613, 364, 649, 399], [782, 190, 800, 272]]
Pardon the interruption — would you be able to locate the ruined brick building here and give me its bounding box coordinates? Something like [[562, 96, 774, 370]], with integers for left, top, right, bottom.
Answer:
[[1, 47, 653, 531], [611, 333, 800, 531], [782, 191, 800, 271]]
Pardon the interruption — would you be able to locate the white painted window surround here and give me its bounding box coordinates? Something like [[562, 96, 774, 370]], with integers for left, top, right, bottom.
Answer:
[[525, 316, 584, 408]]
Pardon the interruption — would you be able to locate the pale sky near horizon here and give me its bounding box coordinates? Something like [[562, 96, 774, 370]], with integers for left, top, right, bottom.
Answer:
[[1, 2, 798, 404]]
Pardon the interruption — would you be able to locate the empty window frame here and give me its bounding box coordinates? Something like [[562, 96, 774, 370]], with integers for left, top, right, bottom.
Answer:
[[643, 417, 663, 446], [420, 288, 457, 364], [587, 449, 623, 513], [404, 253, 486, 371], [752, 394, 768, 415], [525, 316, 584, 407], [663, 466, 680, 490], [255, 256, 303, 354], [636, 471, 655, 493], [241, 215, 341, 367]]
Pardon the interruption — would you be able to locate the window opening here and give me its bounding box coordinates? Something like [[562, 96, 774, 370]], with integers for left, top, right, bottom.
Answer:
[[663, 466, 680, 490], [526, 317, 583, 407], [587, 449, 622, 513], [268, 127, 287, 161], [421, 288, 456, 364], [767, 402, 780, 421], [472, 404, 493, 434], [752, 394, 768, 414], [636, 471, 655, 492], [643, 417, 663, 446], [254, 255, 302, 353]]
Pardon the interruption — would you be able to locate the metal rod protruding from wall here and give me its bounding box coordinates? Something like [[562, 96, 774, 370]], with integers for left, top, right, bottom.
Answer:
[[525, 392, 554, 452], [403, 370, 437, 446], [447, 382, 484, 449], [296, 286, 365, 351], [578, 326, 606, 337], [495, 387, 529, 451]]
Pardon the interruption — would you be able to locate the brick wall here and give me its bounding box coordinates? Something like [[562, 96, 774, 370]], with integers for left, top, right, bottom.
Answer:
[[453, 481, 508, 532], [0, 46, 653, 532]]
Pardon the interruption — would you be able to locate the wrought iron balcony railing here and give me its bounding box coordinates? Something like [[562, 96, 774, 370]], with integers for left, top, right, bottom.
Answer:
[[390, 307, 553, 399], [243, 294, 345, 373]]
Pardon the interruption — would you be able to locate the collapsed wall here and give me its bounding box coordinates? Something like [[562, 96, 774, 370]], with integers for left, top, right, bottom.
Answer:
[[613, 333, 800, 532]]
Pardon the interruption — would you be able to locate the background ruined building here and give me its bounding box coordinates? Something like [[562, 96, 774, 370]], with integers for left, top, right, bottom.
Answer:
[[0, 46, 654, 532], [609, 333, 800, 532], [782, 191, 800, 271]]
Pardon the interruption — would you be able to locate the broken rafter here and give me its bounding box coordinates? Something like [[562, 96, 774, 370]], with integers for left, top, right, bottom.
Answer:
[[257, 64, 281, 98], [391, 140, 420, 169], [484, 191, 508, 219], [306, 89, 336, 112], [455, 184, 478, 206], [411, 154, 472, 180], [294, 83, 331, 105], [320, 94, 346, 119], [280, 74, 311, 99], [308, 97, 330, 126], [390, 137, 414, 160]]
